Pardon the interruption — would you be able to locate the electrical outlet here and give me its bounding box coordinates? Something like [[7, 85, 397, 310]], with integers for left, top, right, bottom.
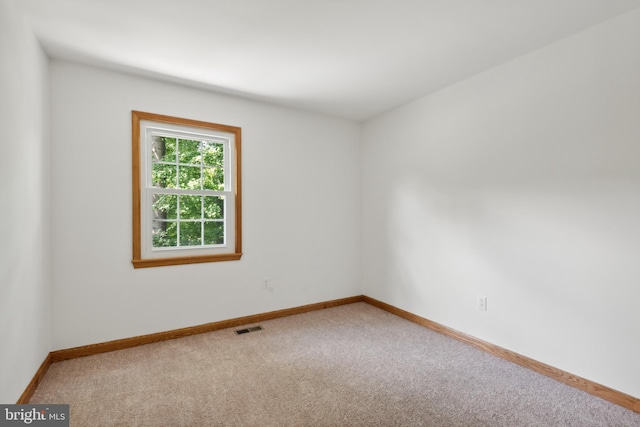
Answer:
[[262, 277, 275, 293], [478, 295, 487, 311]]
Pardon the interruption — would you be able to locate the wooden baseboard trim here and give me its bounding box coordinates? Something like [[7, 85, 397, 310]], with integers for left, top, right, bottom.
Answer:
[[362, 296, 640, 414], [16, 353, 52, 404], [50, 295, 364, 363]]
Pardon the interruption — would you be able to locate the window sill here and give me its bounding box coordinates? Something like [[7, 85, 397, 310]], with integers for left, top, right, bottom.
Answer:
[[132, 252, 242, 268]]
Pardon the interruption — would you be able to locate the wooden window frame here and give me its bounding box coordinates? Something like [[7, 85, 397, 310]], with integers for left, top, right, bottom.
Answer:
[[131, 111, 242, 268]]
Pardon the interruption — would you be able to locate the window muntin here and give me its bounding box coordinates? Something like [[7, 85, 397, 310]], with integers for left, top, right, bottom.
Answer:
[[132, 111, 242, 268]]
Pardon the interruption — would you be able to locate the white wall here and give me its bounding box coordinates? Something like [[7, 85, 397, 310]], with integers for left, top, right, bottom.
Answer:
[[363, 9, 640, 398], [0, 0, 51, 403], [49, 61, 362, 350]]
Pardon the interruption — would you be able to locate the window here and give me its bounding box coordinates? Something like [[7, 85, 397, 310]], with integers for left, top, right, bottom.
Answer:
[[132, 111, 242, 268]]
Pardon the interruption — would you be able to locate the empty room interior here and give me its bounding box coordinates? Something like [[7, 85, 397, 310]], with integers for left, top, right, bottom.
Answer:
[[2, 0, 640, 423]]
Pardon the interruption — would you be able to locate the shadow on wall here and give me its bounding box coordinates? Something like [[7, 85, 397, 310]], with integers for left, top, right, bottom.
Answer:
[[386, 175, 639, 344]]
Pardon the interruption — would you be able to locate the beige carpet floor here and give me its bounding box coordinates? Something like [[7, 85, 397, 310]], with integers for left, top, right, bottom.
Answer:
[[30, 302, 640, 426]]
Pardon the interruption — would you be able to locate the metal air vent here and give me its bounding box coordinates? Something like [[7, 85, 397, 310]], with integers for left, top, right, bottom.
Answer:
[[235, 326, 264, 335]]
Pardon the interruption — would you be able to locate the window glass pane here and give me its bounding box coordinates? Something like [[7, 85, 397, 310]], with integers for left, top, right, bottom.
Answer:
[[180, 221, 202, 246], [202, 141, 224, 167], [178, 166, 202, 189], [179, 195, 202, 220], [152, 163, 177, 188], [152, 220, 177, 248], [178, 139, 201, 164], [203, 166, 224, 190], [204, 221, 224, 245], [152, 136, 176, 163], [153, 194, 178, 220], [203, 196, 224, 219]]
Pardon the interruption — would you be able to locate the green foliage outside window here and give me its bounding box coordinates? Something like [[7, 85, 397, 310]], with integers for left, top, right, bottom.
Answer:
[[151, 137, 225, 248]]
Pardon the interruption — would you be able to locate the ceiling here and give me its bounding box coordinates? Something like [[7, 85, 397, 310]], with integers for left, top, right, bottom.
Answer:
[[12, 0, 640, 121]]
